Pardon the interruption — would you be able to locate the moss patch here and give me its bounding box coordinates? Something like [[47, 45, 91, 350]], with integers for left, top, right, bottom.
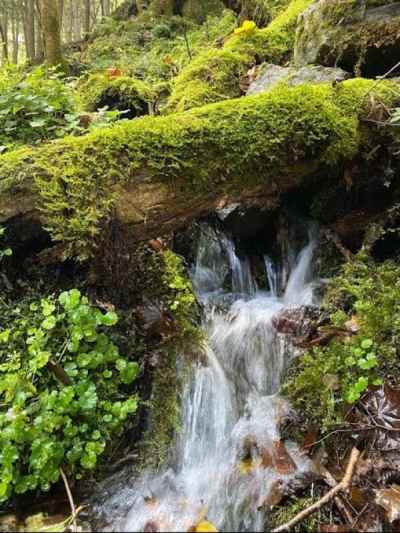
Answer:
[[79, 74, 153, 117], [283, 253, 400, 430], [141, 250, 202, 467], [167, 0, 314, 110], [0, 80, 397, 259]]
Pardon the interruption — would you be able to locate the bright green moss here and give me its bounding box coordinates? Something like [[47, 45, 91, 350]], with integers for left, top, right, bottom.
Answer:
[[141, 250, 201, 467], [283, 255, 400, 430], [166, 48, 250, 112], [0, 80, 396, 259], [167, 0, 314, 111], [81, 11, 237, 86], [79, 73, 153, 116]]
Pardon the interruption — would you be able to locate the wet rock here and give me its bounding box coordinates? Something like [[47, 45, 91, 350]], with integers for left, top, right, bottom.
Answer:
[[136, 300, 178, 339], [294, 0, 400, 77], [246, 64, 351, 95], [272, 305, 327, 341]]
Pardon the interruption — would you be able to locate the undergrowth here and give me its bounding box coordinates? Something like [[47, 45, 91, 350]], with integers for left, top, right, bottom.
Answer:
[[283, 253, 400, 429]]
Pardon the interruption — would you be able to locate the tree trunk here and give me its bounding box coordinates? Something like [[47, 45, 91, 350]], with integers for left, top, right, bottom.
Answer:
[[40, 0, 63, 66], [23, 0, 36, 62], [0, 10, 9, 65], [11, 7, 20, 64], [83, 0, 91, 35]]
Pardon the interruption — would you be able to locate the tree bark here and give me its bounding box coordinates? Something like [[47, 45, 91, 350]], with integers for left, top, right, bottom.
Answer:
[[0, 10, 9, 64], [84, 0, 91, 35], [40, 0, 64, 66], [23, 0, 36, 61]]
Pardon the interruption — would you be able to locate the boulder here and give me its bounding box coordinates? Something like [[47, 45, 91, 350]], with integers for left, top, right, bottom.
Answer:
[[294, 0, 400, 77], [247, 63, 351, 95]]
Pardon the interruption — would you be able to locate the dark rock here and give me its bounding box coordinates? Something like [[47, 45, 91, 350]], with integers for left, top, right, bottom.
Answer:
[[247, 63, 351, 95], [294, 0, 400, 77], [272, 305, 326, 339]]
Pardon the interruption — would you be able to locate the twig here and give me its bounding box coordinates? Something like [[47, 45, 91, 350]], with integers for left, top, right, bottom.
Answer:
[[60, 467, 77, 533], [320, 465, 354, 525], [272, 448, 361, 532], [362, 60, 400, 102]]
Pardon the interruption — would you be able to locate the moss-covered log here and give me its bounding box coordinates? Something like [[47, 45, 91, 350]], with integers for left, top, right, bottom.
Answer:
[[0, 79, 397, 260]]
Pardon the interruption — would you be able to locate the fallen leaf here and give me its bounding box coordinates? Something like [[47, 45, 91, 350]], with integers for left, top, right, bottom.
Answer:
[[375, 486, 400, 522], [351, 384, 400, 451], [272, 441, 297, 475], [345, 316, 359, 333], [239, 457, 261, 475], [320, 525, 352, 532], [194, 521, 218, 532]]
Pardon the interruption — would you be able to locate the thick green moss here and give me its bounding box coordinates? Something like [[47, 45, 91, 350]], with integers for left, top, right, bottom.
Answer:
[[0, 80, 396, 259], [166, 48, 250, 112], [79, 73, 153, 116], [142, 250, 201, 467], [167, 0, 314, 111]]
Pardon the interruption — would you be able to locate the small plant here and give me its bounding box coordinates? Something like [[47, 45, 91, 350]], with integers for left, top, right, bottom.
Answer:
[[344, 337, 382, 403], [0, 66, 79, 149], [0, 289, 139, 501], [284, 256, 400, 429]]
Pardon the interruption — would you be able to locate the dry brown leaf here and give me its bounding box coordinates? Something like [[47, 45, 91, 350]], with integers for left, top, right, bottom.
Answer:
[[375, 486, 400, 522]]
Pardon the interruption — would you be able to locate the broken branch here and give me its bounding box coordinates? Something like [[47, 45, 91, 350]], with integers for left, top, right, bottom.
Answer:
[[272, 448, 361, 532]]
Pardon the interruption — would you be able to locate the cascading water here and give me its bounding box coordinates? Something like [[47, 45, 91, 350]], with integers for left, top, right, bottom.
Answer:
[[96, 222, 320, 532]]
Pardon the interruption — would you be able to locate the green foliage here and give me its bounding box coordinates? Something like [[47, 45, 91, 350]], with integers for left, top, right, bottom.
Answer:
[[0, 66, 79, 150], [0, 289, 139, 501], [81, 11, 237, 87], [79, 74, 153, 115], [283, 256, 400, 429], [163, 250, 200, 343], [0, 80, 396, 259]]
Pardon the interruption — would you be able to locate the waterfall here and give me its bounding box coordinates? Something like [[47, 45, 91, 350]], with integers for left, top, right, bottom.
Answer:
[[97, 223, 319, 533]]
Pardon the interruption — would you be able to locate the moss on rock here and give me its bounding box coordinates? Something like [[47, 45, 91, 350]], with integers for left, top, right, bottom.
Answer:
[[167, 0, 314, 110], [0, 80, 397, 259], [79, 73, 153, 117], [294, 0, 400, 77]]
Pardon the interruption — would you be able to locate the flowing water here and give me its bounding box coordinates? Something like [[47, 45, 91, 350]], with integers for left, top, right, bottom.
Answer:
[[96, 223, 320, 532]]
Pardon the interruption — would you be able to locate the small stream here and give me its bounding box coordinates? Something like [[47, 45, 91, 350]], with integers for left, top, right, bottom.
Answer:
[[95, 222, 320, 532]]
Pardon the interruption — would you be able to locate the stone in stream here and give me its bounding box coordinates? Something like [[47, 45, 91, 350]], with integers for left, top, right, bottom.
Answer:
[[246, 63, 351, 95], [294, 0, 400, 77]]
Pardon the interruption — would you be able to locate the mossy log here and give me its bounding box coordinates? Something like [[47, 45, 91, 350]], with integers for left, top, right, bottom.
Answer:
[[0, 79, 397, 259]]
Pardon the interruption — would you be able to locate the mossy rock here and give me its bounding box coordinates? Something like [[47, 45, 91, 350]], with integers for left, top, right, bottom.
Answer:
[[166, 48, 250, 112], [79, 73, 154, 118], [0, 79, 397, 260], [294, 0, 400, 77], [167, 0, 315, 111]]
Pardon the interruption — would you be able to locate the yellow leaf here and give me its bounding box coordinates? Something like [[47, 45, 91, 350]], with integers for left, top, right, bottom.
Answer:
[[234, 20, 257, 35], [195, 521, 218, 532], [238, 457, 261, 475]]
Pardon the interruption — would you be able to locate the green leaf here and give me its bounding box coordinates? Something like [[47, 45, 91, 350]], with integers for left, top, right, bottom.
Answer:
[[361, 339, 373, 350], [42, 316, 57, 330], [101, 311, 118, 327]]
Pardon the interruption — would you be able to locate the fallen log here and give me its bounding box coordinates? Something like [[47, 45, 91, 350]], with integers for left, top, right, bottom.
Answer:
[[0, 80, 397, 259]]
